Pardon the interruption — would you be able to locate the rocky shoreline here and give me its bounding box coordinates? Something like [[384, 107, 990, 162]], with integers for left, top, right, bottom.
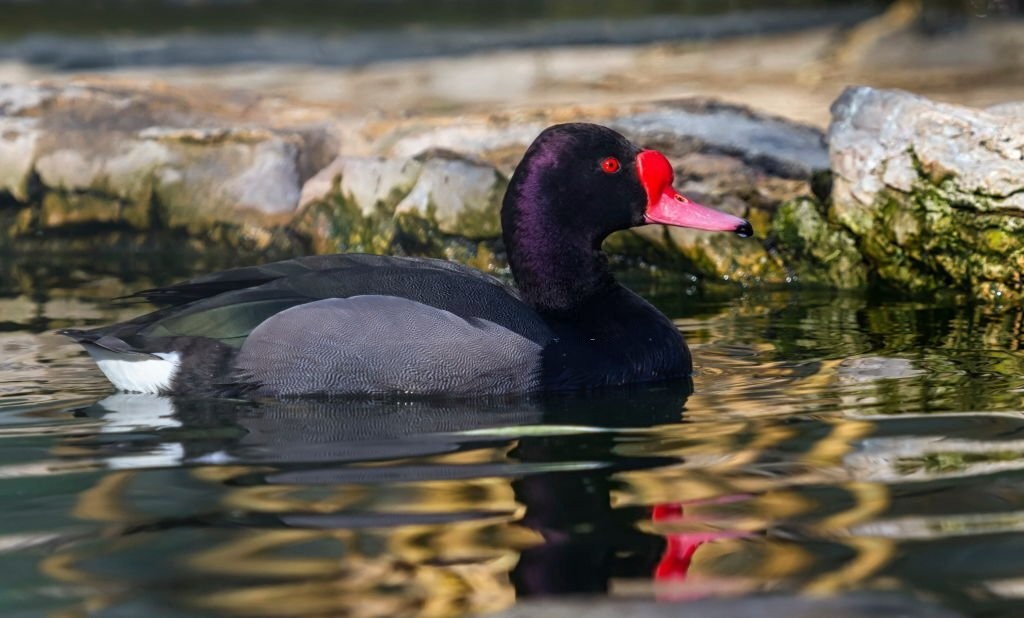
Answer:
[[1, 79, 1022, 302]]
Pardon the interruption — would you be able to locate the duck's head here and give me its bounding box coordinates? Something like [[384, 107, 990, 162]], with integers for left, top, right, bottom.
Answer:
[[502, 122, 753, 248]]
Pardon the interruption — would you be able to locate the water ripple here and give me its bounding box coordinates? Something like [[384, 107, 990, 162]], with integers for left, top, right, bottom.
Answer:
[[4, 286, 1024, 615]]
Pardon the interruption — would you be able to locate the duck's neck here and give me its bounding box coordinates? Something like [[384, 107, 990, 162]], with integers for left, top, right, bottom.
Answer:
[[503, 214, 617, 316]]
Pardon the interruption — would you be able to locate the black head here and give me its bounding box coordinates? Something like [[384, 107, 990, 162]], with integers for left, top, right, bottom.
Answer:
[[502, 123, 752, 312], [503, 123, 751, 249]]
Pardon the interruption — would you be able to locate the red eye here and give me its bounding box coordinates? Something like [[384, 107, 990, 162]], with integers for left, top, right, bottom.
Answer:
[[600, 157, 621, 174]]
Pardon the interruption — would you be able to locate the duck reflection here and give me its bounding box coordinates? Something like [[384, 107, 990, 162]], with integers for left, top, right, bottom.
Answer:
[[75, 382, 693, 468], [508, 389, 690, 596], [57, 381, 721, 616]]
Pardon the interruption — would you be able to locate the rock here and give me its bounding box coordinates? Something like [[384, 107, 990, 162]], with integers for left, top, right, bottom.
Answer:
[[367, 99, 827, 182], [0, 117, 38, 202], [394, 150, 505, 239], [609, 100, 828, 179], [0, 82, 334, 250], [770, 197, 867, 287], [828, 86, 1024, 302], [298, 156, 422, 218], [292, 150, 505, 270]]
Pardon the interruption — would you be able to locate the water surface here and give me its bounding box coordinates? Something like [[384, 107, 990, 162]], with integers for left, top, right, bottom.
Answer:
[[3, 260, 1024, 616]]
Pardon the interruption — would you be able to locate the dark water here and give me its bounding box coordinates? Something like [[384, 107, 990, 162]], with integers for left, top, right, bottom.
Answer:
[[0, 2, 887, 71], [4, 260, 1024, 617], [3, 0, 1019, 73]]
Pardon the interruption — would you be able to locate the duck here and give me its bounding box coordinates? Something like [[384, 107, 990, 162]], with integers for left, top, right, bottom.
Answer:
[[60, 123, 752, 398]]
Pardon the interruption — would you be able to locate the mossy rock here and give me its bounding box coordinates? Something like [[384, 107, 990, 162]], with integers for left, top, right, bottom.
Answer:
[[828, 86, 1024, 303], [771, 197, 868, 287]]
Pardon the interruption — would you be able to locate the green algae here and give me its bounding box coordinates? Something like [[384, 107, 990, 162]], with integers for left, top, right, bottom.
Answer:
[[829, 168, 1024, 303], [760, 137, 1024, 304], [770, 197, 868, 287]]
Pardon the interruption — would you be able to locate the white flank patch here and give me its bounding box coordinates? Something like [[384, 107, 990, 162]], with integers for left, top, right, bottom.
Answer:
[[85, 347, 181, 394]]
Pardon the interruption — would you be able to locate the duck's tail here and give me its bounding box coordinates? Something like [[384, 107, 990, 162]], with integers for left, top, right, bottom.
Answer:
[[58, 329, 237, 397]]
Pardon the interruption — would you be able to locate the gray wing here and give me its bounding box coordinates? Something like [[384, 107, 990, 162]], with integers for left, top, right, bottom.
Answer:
[[70, 254, 550, 349], [233, 295, 549, 397]]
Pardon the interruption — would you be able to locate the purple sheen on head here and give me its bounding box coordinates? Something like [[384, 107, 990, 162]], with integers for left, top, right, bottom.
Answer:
[[509, 130, 576, 247]]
